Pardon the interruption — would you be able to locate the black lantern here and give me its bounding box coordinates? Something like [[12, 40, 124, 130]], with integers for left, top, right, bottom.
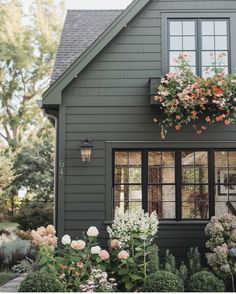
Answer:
[[80, 139, 93, 162]]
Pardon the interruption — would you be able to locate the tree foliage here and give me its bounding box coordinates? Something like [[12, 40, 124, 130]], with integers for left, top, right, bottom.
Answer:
[[13, 123, 55, 202], [0, 148, 15, 191], [0, 0, 64, 218], [0, 0, 64, 148]]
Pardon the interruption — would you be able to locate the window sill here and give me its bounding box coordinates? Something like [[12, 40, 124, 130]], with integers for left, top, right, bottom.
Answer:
[[104, 220, 209, 226], [159, 220, 209, 225], [104, 221, 113, 225]]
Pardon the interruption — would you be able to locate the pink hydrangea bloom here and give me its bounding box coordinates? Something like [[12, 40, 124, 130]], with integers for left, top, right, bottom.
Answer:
[[118, 250, 129, 260], [71, 240, 86, 250], [111, 239, 119, 249], [99, 250, 110, 260]]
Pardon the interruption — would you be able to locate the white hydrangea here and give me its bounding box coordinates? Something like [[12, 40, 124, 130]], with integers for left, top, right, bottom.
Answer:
[[91, 246, 101, 254], [107, 208, 159, 248], [61, 234, 71, 245], [87, 226, 99, 237]]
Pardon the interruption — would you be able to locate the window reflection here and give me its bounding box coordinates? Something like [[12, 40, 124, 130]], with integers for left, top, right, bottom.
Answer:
[[113, 150, 236, 220], [215, 151, 236, 216], [148, 151, 176, 219], [114, 151, 142, 212], [181, 151, 209, 219], [169, 20, 196, 73], [201, 20, 229, 77], [168, 19, 229, 77]]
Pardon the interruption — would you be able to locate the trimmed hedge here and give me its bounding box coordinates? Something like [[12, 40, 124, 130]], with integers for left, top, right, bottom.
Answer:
[[187, 271, 225, 292], [19, 271, 64, 292], [142, 270, 184, 292]]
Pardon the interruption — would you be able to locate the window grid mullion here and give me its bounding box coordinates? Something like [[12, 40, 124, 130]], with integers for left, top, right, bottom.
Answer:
[[209, 150, 215, 217], [197, 18, 201, 76], [227, 152, 230, 213], [176, 150, 182, 221], [142, 150, 148, 212]]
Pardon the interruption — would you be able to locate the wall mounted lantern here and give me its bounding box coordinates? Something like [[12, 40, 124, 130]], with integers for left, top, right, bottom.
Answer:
[[80, 139, 93, 162]]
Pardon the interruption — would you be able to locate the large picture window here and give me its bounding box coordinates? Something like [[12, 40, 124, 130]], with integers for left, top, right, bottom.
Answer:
[[113, 149, 236, 220], [168, 18, 230, 77]]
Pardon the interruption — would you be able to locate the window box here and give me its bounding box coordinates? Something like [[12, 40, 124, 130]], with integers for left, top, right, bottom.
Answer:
[[150, 78, 161, 105]]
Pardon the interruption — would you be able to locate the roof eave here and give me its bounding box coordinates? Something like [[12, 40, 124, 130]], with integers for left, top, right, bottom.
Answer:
[[42, 0, 151, 106]]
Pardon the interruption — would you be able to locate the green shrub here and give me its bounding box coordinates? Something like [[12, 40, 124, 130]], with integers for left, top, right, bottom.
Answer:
[[0, 233, 34, 269], [14, 202, 53, 231], [188, 247, 202, 275], [148, 244, 159, 273], [19, 271, 64, 292], [142, 270, 184, 292], [12, 258, 34, 274], [178, 262, 188, 283], [187, 271, 225, 292], [163, 249, 178, 274]]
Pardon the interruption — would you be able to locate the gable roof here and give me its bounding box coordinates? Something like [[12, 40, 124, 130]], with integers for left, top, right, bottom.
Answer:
[[42, 0, 151, 106], [50, 10, 122, 85]]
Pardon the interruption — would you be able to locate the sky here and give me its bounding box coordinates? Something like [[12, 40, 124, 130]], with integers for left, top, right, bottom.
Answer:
[[22, 0, 133, 10]]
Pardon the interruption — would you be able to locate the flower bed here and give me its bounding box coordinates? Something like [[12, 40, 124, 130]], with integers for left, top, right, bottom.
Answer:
[[21, 209, 236, 292], [27, 209, 159, 292], [154, 53, 236, 139]]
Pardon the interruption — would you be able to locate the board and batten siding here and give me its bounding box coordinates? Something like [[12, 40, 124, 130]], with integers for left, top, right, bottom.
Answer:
[[59, 0, 236, 258]]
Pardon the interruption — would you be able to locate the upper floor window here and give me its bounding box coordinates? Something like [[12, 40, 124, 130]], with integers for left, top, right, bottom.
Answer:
[[168, 19, 230, 77]]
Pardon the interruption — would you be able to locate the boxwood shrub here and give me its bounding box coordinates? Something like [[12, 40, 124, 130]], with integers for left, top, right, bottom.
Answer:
[[141, 270, 184, 292], [19, 271, 64, 292], [187, 271, 225, 292]]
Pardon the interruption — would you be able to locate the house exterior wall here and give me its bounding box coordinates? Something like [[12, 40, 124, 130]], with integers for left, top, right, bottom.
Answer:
[[58, 0, 236, 258]]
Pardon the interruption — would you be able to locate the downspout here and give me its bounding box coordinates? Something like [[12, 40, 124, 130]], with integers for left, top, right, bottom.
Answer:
[[37, 100, 59, 231]]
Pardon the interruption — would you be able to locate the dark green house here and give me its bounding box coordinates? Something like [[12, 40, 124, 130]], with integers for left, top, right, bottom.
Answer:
[[41, 0, 236, 258]]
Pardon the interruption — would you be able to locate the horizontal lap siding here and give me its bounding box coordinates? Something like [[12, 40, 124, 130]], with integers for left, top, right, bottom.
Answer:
[[61, 0, 236, 258]]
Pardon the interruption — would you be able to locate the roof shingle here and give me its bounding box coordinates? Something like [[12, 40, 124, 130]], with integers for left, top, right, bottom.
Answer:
[[50, 10, 122, 85]]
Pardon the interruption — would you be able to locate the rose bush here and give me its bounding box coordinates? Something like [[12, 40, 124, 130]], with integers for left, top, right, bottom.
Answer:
[[205, 214, 236, 291], [154, 52, 236, 139]]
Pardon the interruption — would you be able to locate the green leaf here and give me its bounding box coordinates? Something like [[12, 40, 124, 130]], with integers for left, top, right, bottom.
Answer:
[[134, 252, 144, 258], [128, 257, 135, 263], [55, 257, 64, 263], [118, 268, 129, 275], [47, 263, 57, 273], [38, 256, 48, 266], [121, 276, 130, 283], [135, 247, 142, 252], [125, 282, 134, 290], [129, 274, 143, 281]]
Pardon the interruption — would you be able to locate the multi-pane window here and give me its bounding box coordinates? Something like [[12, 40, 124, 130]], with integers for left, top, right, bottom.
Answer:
[[168, 19, 230, 77], [215, 151, 236, 215], [113, 149, 236, 220]]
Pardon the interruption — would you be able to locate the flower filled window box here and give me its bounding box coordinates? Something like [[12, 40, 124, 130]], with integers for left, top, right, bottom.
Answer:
[[150, 53, 236, 139]]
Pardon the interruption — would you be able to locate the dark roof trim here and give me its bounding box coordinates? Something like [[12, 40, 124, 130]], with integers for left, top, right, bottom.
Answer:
[[42, 0, 151, 106]]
